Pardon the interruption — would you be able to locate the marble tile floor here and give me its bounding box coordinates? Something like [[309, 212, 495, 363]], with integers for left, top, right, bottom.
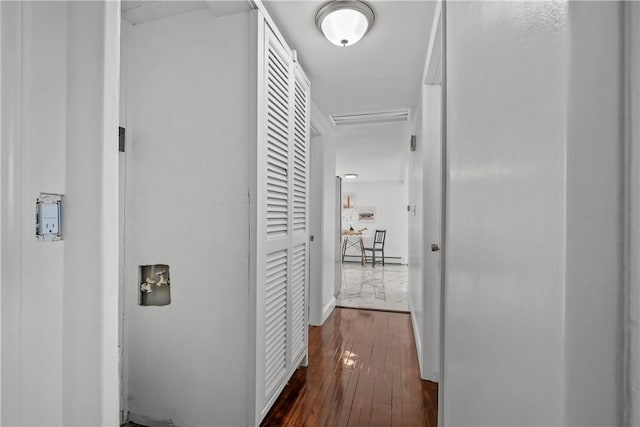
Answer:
[[336, 263, 409, 312]]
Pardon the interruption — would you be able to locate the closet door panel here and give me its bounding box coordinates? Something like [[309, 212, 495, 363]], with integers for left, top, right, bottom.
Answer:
[[255, 17, 310, 423], [259, 22, 293, 408], [290, 69, 310, 364]]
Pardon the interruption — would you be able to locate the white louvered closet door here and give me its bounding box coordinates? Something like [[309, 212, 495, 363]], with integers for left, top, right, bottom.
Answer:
[[289, 66, 310, 365], [260, 22, 294, 408], [256, 19, 311, 421]]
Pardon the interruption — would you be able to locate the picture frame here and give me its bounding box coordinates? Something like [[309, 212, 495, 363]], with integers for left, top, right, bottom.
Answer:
[[343, 193, 355, 209], [358, 207, 376, 222]]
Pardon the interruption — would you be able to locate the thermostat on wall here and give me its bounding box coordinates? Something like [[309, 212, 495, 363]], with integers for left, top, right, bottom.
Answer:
[[36, 193, 63, 241]]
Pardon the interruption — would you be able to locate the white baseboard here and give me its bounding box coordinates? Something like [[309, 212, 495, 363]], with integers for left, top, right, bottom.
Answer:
[[322, 296, 336, 324], [411, 309, 426, 380], [411, 309, 440, 383], [342, 255, 405, 265], [128, 412, 177, 427]]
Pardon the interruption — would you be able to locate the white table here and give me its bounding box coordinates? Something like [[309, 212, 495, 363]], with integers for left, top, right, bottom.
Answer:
[[341, 233, 370, 265]]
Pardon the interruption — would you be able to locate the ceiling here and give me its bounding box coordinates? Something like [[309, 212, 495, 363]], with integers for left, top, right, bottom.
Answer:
[[120, 0, 437, 183], [264, 1, 435, 120], [264, 0, 436, 182]]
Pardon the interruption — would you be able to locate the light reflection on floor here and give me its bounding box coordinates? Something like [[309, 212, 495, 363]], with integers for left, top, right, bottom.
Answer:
[[336, 263, 409, 312]]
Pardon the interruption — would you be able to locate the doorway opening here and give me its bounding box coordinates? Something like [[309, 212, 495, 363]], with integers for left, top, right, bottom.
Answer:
[[336, 145, 411, 313]]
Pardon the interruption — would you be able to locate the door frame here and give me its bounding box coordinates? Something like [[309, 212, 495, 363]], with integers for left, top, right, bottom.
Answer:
[[435, 3, 447, 426], [307, 100, 336, 327], [624, 2, 640, 425], [412, 0, 446, 417]]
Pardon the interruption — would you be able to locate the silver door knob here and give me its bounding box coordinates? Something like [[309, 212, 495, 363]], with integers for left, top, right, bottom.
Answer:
[[431, 243, 440, 251]]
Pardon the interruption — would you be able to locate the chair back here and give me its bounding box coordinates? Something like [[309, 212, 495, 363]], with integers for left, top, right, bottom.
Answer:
[[374, 229, 386, 247]]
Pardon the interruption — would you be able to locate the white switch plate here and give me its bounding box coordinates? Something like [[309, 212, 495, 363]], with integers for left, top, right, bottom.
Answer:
[[36, 193, 62, 241]]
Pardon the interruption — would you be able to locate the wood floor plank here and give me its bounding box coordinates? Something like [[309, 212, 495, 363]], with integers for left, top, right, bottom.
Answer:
[[261, 308, 437, 427]]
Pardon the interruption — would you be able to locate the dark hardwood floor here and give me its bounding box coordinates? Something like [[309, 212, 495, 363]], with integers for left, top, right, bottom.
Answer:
[[261, 308, 438, 427]]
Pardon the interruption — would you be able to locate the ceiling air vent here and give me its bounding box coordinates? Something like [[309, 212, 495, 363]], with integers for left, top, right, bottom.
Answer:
[[330, 108, 410, 127]]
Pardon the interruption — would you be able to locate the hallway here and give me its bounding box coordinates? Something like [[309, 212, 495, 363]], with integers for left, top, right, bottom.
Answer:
[[261, 308, 437, 426], [1, 1, 637, 426]]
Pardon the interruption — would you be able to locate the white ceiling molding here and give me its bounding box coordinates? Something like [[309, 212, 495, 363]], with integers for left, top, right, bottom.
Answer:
[[121, 1, 209, 25], [122, 1, 252, 25], [310, 99, 333, 137], [330, 108, 410, 127], [204, 1, 252, 17]]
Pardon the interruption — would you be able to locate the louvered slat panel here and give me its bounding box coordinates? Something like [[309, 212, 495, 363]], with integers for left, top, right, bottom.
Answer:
[[292, 80, 308, 232], [266, 44, 290, 239], [264, 249, 287, 398], [258, 22, 311, 423], [290, 244, 306, 361]]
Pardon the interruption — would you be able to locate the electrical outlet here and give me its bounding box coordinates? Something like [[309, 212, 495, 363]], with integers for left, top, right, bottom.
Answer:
[[36, 193, 63, 241]]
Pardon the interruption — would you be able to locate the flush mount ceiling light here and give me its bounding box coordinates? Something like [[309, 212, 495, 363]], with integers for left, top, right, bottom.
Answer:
[[315, 0, 375, 47], [343, 173, 359, 179]]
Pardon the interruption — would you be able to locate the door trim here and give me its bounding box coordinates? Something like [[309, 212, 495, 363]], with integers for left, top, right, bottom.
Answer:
[[439, 2, 447, 426], [623, 2, 640, 425]]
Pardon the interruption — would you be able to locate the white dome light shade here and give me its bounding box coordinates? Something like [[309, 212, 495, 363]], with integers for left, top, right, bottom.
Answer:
[[321, 9, 368, 47], [316, 1, 375, 47]]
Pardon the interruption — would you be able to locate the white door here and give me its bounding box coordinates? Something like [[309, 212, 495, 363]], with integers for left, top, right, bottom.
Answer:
[[258, 21, 293, 409], [118, 141, 126, 423], [335, 176, 342, 297], [255, 19, 310, 422], [290, 66, 310, 366], [422, 84, 443, 382]]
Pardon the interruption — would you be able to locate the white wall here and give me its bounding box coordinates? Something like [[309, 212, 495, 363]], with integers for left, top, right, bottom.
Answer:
[[122, 10, 252, 426], [445, 2, 568, 425], [309, 131, 338, 325], [444, 2, 624, 425], [321, 135, 338, 318], [564, 3, 623, 424], [335, 123, 411, 183], [341, 180, 408, 263], [309, 136, 324, 325], [1, 2, 120, 425]]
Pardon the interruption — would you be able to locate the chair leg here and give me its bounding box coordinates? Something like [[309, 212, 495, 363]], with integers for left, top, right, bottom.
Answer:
[[342, 237, 347, 263], [382, 249, 384, 266], [372, 249, 376, 267]]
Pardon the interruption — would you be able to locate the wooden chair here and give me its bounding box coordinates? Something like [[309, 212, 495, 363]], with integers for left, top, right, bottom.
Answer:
[[364, 229, 386, 267]]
